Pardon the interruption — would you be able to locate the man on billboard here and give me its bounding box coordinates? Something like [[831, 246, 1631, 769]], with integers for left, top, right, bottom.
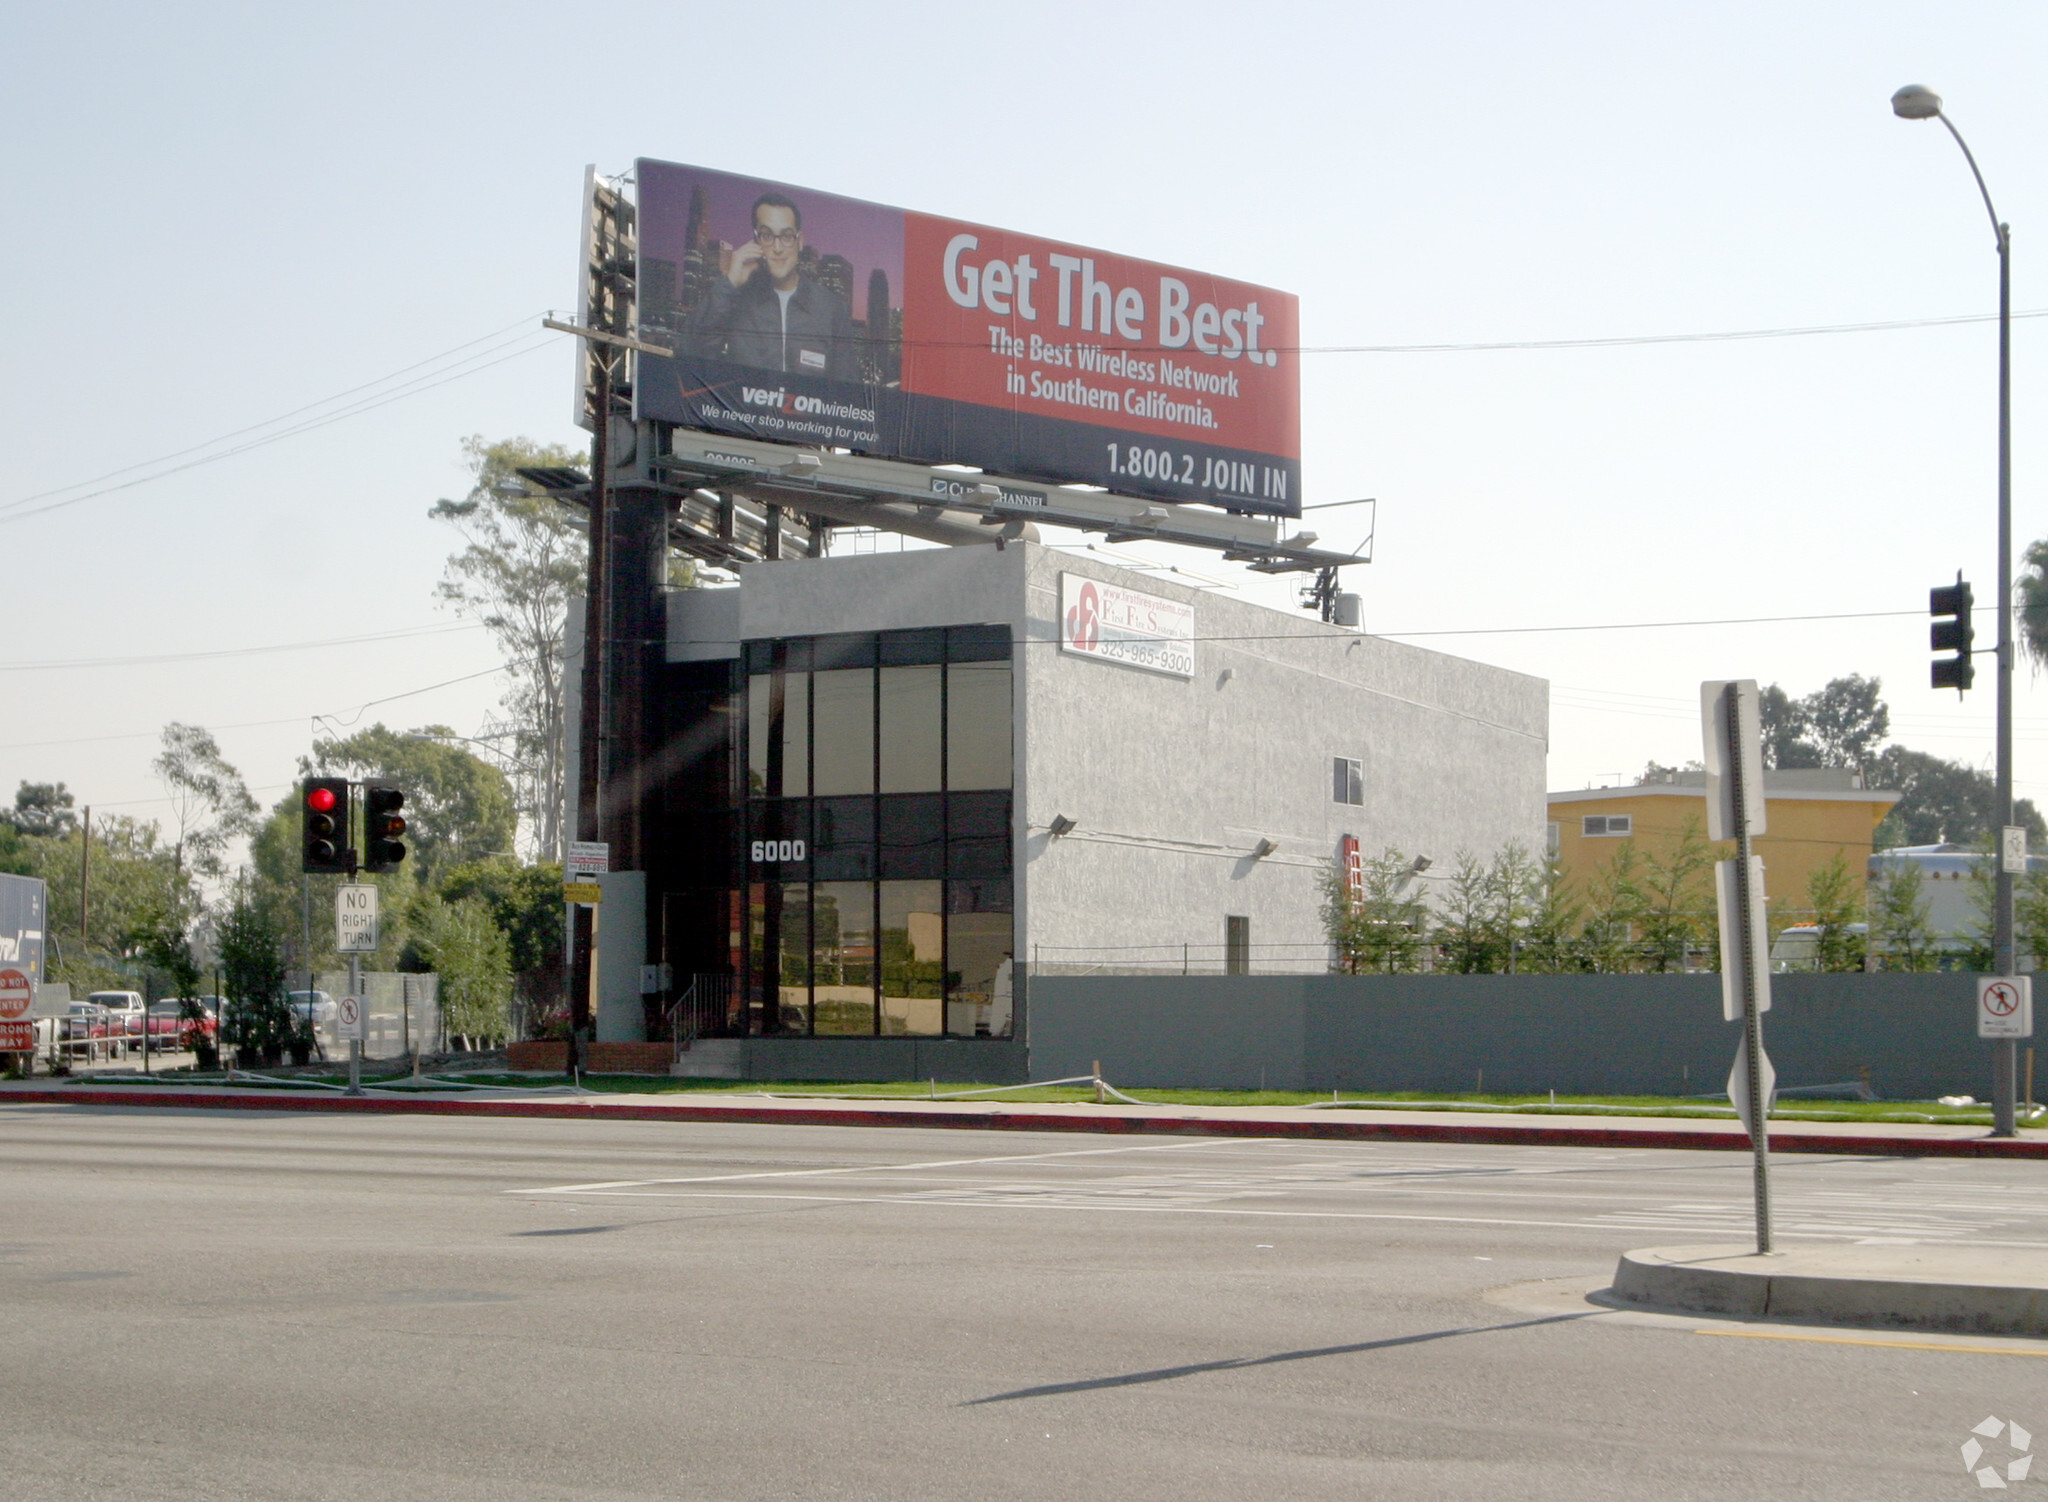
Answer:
[[687, 192, 856, 380]]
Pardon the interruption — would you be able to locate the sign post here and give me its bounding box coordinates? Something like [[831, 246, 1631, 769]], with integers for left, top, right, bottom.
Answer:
[[564, 844, 609, 1078], [334, 885, 378, 1097], [1703, 679, 1774, 1254]]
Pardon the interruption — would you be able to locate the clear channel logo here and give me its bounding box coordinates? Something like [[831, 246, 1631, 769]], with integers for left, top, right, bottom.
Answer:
[[1961, 1416, 2032, 1489]]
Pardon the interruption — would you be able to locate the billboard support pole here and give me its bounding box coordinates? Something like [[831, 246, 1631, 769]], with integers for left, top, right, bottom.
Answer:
[[568, 349, 610, 1074]]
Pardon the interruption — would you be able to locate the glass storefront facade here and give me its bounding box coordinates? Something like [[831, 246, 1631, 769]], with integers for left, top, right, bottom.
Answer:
[[744, 625, 1014, 1037]]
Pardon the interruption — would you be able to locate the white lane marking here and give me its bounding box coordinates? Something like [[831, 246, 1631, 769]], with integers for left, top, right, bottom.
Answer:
[[511, 1135, 1276, 1195], [522, 1186, 2017, 1239]]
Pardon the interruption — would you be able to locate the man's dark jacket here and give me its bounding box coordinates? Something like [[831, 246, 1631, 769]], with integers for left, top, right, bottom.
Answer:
[[687, 271, 856, 380]]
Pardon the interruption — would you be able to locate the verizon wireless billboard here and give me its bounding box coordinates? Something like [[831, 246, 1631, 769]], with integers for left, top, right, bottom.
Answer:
[[632, 159, 1302, 516]]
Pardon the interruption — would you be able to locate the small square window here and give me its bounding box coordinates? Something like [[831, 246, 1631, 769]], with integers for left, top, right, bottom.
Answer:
[[1332, 756, 1364, 806]]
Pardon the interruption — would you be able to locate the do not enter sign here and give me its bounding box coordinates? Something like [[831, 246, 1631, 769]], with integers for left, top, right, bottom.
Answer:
[[0, 968, 30, 1020], [1978, 976, 2034, 1040]]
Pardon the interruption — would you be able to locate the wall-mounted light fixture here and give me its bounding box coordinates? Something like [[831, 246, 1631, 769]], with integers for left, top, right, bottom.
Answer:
[[1250, 837, 1279, 859], [1047, 814, 1077, 838]]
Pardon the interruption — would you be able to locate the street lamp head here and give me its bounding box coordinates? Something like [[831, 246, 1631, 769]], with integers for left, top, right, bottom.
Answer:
[[1891, 84, 1943, 120]]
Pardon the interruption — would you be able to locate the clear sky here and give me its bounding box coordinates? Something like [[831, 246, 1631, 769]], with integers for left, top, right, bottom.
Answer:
[[3, 1, 2044, 840]]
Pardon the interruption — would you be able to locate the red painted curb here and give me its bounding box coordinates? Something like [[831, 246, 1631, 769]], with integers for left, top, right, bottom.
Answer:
[[5, 1086, 2045, 1159]]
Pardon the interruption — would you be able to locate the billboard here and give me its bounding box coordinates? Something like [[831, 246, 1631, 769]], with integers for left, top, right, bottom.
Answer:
[[633, 160, 1301, 517]]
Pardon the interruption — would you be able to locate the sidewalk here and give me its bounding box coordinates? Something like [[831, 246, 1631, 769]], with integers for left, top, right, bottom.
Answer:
[[1611, 1242, 2048, 1337], [3, 1077, 2044, 1158]]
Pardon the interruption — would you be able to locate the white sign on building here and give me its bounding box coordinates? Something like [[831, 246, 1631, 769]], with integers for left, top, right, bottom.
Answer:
[[566, 841, 611, 877], [1058, 573, 1195, 679]]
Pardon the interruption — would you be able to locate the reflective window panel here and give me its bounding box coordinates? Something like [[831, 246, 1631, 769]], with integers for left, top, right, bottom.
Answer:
[[946, 661, 1012, 791], [879, 879, 945, 1036], [879, 665, 943, 794], [811, 881, 877, 1035], [946, 878, 1014, 1037], [811, 668, 874, 796], [812, 797, 875, 882], [879, 794, 945, 880]]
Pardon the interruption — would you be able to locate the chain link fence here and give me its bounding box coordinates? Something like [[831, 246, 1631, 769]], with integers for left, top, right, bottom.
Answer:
[[312, 972, 441, 1060]]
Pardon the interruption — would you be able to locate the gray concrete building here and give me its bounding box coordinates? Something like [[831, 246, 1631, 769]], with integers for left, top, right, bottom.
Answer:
[[573, 541, 1548, 1063]]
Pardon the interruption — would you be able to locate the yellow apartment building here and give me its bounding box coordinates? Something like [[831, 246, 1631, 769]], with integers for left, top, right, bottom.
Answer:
[[1547, 769, 1901, 913]]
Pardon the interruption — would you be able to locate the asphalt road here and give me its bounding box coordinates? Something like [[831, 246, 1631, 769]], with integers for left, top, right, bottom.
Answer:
[[2, 1105, 2044, 1500]]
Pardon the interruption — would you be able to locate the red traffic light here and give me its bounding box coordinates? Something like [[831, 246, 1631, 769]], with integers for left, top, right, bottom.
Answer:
[[306, 786, 337, 813]]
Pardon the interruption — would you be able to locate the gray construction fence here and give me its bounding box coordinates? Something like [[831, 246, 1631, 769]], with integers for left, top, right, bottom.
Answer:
[[1023, 972, 2018, 1102]]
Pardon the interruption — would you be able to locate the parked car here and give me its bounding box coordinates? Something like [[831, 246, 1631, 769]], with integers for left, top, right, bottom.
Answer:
[[288, 990, 337, 1026], [89, 991, 145, 1043], [59, 1000, 117, 1059], [146, 1000, 218, 1051]]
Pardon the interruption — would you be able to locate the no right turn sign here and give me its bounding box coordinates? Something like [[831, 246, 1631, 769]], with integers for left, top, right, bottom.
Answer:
[[1978, 976, 2033, 1040]]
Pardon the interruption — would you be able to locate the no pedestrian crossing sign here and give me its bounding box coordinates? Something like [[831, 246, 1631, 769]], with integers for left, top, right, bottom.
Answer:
[[1977, 976, 2033, 1040], [336, 994, 366, 1042], [336, 885, 379, 953]]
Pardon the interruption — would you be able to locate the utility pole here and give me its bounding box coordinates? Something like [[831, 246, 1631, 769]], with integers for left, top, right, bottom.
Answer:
[[542, 174, 668, 1074], [79, 806, 90, 952]]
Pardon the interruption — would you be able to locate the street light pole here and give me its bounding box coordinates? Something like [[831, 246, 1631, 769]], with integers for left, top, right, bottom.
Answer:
[[1893, 85, 2020, 1136]]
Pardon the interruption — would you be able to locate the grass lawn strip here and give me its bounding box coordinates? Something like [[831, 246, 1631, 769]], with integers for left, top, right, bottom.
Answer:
[[62, 1069, 2045, 1128]]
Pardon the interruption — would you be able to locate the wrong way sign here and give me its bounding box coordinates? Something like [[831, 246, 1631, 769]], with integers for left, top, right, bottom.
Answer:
[[1978, 976, 2033, 1040], [0, 968, 30, 1020]]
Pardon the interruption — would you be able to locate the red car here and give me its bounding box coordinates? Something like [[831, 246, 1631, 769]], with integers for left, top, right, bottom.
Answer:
[[145, 1000, 218, 1052]]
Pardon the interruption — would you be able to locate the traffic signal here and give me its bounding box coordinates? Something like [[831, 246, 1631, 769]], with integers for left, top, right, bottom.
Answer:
[[363, 781, 407, 873], [301, 778, 353, 873], [1930, 575, 1976, 693]]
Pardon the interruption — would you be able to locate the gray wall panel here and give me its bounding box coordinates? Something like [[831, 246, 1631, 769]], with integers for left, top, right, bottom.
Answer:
[[1029, 973, 2011, 1101]]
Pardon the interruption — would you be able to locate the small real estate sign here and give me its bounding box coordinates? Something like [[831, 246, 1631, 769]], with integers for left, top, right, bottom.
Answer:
[[1057, 573, 1195, 679]]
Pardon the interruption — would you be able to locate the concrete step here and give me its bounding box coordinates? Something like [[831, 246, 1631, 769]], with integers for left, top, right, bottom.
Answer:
[[671, 1039, 746, 1079], [1608, 1242, 2048, 1337]]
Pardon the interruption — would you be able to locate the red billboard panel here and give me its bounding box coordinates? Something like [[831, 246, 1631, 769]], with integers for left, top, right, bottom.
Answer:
[[633, 160, 1301, 516]]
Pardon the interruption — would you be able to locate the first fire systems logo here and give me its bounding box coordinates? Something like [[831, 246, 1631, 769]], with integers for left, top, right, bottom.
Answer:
[[1961, 1416, 2033, 1488], [1064, 581, 1100, 652]]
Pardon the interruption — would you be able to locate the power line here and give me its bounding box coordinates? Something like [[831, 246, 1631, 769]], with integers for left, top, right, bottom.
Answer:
[[0, 314, 545, 515], [13, 296, 2039, 530], [1299, 307, 2048, 354], [1376, 608, 1923, 639], [0, 333, 557, 529], [0, 621, 485, 673]]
